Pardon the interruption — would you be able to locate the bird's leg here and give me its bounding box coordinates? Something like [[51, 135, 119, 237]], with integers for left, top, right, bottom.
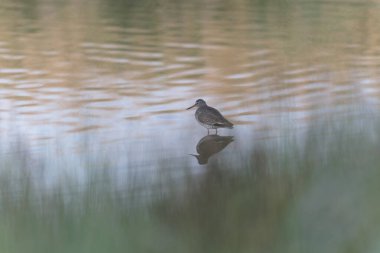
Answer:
[[215, 128, 218, 135], [207, 129, 209, 135]]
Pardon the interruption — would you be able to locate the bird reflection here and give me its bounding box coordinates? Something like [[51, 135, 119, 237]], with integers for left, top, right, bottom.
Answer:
[[190, 135, 234, 164]]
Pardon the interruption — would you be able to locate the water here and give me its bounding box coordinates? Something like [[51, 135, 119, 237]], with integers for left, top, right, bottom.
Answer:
[[1, 0, 380, 252], [1, 0, 379, 171]]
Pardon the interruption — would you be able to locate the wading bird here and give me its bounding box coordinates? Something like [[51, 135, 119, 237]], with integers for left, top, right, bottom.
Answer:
[[187, 99, 233, 134]]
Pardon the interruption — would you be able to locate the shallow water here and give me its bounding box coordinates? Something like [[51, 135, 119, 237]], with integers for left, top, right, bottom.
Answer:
[[1, 0, 380, 251], [1, 0, 380, 173]]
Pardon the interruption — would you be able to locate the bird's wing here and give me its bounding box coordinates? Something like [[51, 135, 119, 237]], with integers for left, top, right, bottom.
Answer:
[[198, 107, 232, 126]]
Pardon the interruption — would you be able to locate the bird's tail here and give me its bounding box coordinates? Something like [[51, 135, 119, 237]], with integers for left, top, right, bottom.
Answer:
[[226, 121, 234, 129]]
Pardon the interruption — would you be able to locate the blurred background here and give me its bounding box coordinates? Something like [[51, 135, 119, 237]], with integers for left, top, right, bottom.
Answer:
[[1, 0, 380, 252]]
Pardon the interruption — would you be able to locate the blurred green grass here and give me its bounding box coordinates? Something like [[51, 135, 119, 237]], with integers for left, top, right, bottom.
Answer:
[[0, 118, 380, 253]]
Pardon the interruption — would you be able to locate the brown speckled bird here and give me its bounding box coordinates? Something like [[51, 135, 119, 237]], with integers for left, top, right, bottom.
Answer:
[[187, 99, 233, 134]]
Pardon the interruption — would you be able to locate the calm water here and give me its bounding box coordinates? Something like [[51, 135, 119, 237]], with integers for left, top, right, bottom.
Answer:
[[1, 0, 380, 251], [1, 0, 379, 174]]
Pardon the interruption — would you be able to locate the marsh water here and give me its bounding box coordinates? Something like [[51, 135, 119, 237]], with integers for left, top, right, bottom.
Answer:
[[1, 0, 380, 171], [1, 0, 380, 252]]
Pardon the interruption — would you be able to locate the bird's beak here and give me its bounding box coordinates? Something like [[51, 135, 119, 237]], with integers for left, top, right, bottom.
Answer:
[[186, 104, 196, 110]]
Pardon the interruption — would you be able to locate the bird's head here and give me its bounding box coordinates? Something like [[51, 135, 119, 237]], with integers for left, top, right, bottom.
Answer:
[[186, 99, 207, 110], [189, 154, 208, 164]]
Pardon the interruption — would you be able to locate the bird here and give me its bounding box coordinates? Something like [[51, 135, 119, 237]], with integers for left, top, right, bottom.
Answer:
[[187, 99, 233, 134], [190, 134, 234, 164]]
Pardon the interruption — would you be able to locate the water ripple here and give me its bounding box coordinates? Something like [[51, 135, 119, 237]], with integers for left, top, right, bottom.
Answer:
[[0, 0, 379, 153]]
